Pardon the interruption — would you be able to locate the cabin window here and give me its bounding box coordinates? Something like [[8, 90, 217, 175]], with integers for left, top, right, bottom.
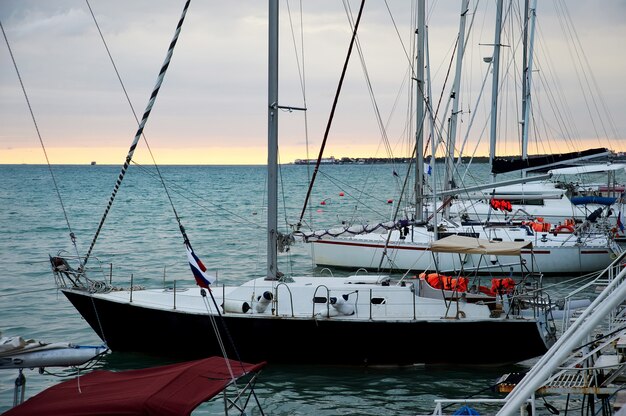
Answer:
[[313, 296, 328, 304], [508, 199, 544, 206], [371, 297, 386, 305]]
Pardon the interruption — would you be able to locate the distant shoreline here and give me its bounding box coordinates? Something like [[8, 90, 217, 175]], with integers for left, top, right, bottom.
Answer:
[[1, 154, 623, 167], [292, 155, 623, 165]]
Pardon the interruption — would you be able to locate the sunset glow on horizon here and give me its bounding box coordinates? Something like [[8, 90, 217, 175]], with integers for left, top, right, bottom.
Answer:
[[1, 138, 620, 166]]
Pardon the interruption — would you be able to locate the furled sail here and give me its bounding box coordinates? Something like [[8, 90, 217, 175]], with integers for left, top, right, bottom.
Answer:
[[491, 148, 609, 174]]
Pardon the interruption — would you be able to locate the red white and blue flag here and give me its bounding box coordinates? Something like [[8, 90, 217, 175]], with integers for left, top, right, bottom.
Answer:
[[617, 211, 625, 233], [185, 243, 215, 288]]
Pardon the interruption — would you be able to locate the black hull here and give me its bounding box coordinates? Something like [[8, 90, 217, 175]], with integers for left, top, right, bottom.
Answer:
[[63, 290, 550, 366]]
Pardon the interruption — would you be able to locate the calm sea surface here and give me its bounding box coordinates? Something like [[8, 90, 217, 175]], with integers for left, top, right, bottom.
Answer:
[[0, 163, 610, 414]]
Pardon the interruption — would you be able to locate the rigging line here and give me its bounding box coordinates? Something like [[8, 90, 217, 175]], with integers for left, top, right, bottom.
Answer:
[[285, 0, 315, 234], [532, 29, 580, 150], [199, 295, 245, 405], [553, 1, 599, 142], [450, 2, 481, 168], [424, 36, 457, 158], [553, 1, 602, 143], [344, 20, 400, 218], [559, 0, 618, 143], [285, 0, 307, 108], [341, 0, 394, 167], [296, 0, 366, 228], [199, 288, 261, 405], [342, 0, 409, 215], [283, 1, 306, 240], [383, 0, 415, 78], [289, 0, 316, 245], [86, 0, 192, 251], [83, 0, 192, 267], [0, 20, 81, 262]]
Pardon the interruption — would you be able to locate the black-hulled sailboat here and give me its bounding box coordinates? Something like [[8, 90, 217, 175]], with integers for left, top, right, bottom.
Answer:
[[53, 0, 555, 366]]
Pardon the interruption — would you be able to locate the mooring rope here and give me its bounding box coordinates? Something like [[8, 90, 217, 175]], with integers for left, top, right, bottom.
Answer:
[[82, 0, 192, 267]]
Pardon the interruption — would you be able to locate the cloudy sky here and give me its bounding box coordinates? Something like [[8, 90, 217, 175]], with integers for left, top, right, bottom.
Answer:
[[1, 1, 624, 164]]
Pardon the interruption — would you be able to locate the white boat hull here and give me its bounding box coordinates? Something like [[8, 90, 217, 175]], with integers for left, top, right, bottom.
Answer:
[[310, 228, 617, 275], [0, 345, 106, 370]]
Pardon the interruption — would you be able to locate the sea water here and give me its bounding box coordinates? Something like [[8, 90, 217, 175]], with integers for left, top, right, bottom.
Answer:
[[0, 163, 608, 414]]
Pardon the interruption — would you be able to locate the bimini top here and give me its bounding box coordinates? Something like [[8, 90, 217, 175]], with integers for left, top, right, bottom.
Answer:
[[430, 235, 532, 256], [4, 356, 266, 416]]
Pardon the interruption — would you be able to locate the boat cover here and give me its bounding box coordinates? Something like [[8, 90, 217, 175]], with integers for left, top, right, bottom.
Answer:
[[430, 235, 531, 255], [571, 196, 617, 206], [4, 356, 266, 416]]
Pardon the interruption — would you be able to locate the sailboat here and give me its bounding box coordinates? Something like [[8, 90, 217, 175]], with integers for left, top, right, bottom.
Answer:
[[447, 160, 626, 241], [49, 1, 557, 366], [303, 0, 620, 276]]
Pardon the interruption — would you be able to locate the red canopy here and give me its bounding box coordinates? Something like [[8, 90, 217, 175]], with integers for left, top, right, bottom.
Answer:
[[5, 356, 265, 416]]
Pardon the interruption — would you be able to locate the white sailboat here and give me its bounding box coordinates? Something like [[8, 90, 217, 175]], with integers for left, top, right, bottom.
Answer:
[[303, 0, 620, 276], [48, 1, 556, 366], [448, 163, 626, 238]]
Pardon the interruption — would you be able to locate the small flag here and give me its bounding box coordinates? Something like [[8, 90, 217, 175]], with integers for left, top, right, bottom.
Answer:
[[617, 211, 625, 232], [422, 163, 432, 176], [185, 243, 215, 288]]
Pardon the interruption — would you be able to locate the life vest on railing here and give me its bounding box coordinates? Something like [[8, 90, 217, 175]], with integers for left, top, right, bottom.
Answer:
[[491, 278, 515, 295], [522, 218, 551, 233], [490, 198, 513, 212], [419, 273, 468, 292]]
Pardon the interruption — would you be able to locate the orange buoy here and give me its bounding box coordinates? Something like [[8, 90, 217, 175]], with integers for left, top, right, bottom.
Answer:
[[387, 199, 393, 204], [339, 192, 345, 197]]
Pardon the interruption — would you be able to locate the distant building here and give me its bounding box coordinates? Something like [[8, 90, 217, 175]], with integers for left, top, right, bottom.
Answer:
[[294, 156, 337, 165]]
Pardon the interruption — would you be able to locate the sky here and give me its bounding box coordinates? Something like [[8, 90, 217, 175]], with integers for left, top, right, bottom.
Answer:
[[0, 0, 624, 165]]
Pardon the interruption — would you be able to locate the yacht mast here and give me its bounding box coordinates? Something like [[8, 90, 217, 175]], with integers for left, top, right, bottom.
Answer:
[[443, 0, 470, 217], [521, 0, 537, 175], [267, 0, 278, 280], [489, 0, 504, 181], [425, 27, 438, 240], [414, 0, 426, 221]]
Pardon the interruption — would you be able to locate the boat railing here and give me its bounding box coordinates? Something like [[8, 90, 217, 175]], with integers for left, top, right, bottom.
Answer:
[[274, 283, 295, 317], [353, 268, 368, 276], [311, 285, 330, 317], [319, 268, 334, 277], [561, 248, 626, 331]]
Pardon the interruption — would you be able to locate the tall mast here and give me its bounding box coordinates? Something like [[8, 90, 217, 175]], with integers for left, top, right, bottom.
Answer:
[[425, 26, 438, 240], [520, 0, 529, 162], [521, 0, 537, 175], [267, 0, 278, 280], [489, 0, 504, 181], [443, 0, 470, 216], [414, 0, 426, 221]]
